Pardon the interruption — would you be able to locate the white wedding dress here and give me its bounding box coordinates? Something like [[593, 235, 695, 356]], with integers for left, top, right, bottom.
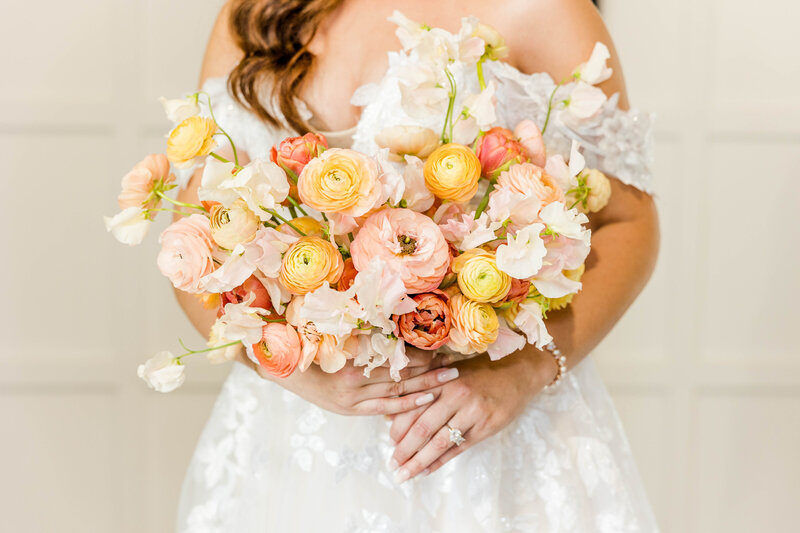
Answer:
[[177, 52, 659, 532]]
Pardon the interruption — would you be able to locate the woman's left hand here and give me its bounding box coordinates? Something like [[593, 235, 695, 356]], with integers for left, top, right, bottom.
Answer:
[[388, 348, 558, 483]]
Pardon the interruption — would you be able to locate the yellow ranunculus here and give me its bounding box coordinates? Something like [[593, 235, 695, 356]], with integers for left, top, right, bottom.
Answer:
[[279, 236, 344, 295], [423, 143, 481, 203], [297, 148, 381, 217], [452, 249, 511, 304], [166, 116, 218, 168], [449, 292, 499, 353], [209, 199, 260, 250], [277, 216, 325, 238], [547, 265, 586, 310]]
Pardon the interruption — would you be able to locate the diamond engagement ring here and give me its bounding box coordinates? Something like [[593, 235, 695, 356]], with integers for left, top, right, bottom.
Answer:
[[447, 425, 465, 446]]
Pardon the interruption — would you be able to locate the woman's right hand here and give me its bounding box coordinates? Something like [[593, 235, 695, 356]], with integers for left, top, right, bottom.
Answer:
[[235, 346, 461, 416]]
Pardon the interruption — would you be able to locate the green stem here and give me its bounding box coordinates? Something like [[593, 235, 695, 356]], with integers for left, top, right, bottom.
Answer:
[[262, 318, 287, 323], [474, 177, 497, 220], [477, 59, 486, 91], [155, 190, 207, 212], [286, 196, 309, 217], [347, 232, 355, 243], [209, 151, 231, 164], [176, 339, 241, 361], [541, 83, 562, 136], [148, 207, 192, 217], [441, 67, 457, 143], [200, 92, 239, 167], [262, 207, 306, 236], [288, 205, 298, 218]]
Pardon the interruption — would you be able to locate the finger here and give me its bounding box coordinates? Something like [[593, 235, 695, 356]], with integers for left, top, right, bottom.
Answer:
[[364, 367, 459, 399], [394, 418, 473, 483], [404, 346, 441, 367], [354, 389, 438, 416], [390, 396, 457, 469], [423, 428, 475, 476], [389, 405, 428, 443], [361, 358, 444, 384]]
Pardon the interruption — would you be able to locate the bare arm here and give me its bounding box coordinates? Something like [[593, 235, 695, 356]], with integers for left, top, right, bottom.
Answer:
[[389, 0, 659, 480]]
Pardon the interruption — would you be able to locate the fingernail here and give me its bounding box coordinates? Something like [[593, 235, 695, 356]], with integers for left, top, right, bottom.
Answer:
[[415, 392, 435, 406], [389, 458, 399, 471], [437, 368, 459, 383], [394, 467, 410, 484], [421, 468, 430, 477]]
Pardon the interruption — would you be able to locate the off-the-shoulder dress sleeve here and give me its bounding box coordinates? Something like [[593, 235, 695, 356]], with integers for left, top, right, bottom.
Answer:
[[486, 61, 655, 194]]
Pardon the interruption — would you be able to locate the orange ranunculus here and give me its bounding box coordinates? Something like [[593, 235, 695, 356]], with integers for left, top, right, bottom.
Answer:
[[250, 323, 302, 378], [166, 116, 217, 168], [279, 236, 344, 295], [393, 290, 452, 350], [297, 148, 381, 217], [423, 143, 481, 203]]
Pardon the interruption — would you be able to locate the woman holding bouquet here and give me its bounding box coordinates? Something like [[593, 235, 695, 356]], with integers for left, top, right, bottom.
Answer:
[[173, 0, 660, 530]]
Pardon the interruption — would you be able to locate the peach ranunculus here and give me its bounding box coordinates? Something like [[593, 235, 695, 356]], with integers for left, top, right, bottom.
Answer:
[[338, 258, 358, 292], [209, 199, 260, 250], [157, 214, 215, 294], [297, 148, 381, 217], [497, 162, 565, 207], [448, 291, 500, 353], [118, 153, 175, 210], [279, 236, 344, 295], [166, 116, 218, 168], [350, 208, 450, 293], [250, 323, 302, 378], [423, 144, 482, 203], [218, 275, 272, 316], [451, 248, 511, 304], [375, 125, 440, 161], [271, 133, 328, 179], [393, 290, 452, 350], [474, 127, 528, 178], [276, 216, 325, 238]]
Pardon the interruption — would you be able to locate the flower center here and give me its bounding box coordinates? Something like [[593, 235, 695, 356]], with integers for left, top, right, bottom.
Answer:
[[397, 234, 417, 255]]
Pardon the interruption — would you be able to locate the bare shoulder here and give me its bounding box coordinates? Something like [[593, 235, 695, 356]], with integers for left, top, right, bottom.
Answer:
[[491, 0, 629, 107], [198, 1, 244, 87]]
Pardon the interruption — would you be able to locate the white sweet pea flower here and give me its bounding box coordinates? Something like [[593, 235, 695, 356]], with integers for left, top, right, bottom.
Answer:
[[514, 301, 553, 349], [398, 79, 450, 120], [352, 258, 417, 335], [453, 81, 498, 143], [298, 282, 364, 339], [539, 202, 591, 244], [137, 351, 185, 393], [104, 207, 152, 246], [574, 42, 613, 85], [198, 158, 239, 205], [388, 10, 428, 50], [456, 16, 485, 64], [487, 318, 526, 361], [474, 23, 509, 61], [206, 320, 241, 364], [531, 235, 590, 298], [201, 159, 290, 221], [401, 155, 435, 212], [562, 81, 607, 121], [459, 213, 503, 250], [370, 333, 409, 381], [215, 294, 269, 362], [159, 94, 200, 124], [545, 141, 585, 192], [487, 187, 542, 229], [495, 223, 547, 279]]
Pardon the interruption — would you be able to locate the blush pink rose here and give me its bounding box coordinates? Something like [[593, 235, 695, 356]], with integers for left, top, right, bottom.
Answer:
[[497, 163, 565, 207], [350, 208, 450, 293], [118, 153, 175, 210], [270, 133, 328, 178], [251, 323, 302, 378], [218, 275, 271, 317], [393, 290, 452, 350], [474, 127, 528, 178], [157, 214, 214, 294]]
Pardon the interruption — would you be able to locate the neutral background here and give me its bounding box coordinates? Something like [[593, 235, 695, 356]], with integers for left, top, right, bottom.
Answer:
[[1, 0, 798, 531]]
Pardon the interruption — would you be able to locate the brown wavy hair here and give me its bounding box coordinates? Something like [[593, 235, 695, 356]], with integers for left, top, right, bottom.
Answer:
[[228, 0, 344, 134]]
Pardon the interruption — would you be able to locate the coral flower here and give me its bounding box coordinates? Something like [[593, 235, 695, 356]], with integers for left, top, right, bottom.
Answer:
[[250, 323, 302, 378], [166, 116, 217, 168], [393, 290, 452, 350], [451, 248, 511, 304], [350, 208, 450, 293], [338, 258, 358, 292], [423, 144, 481, 203], [474, 127, 527, 178], [279, 236, 344, 295], [218, 275, 272, 316], [297, 148, 381, 217], [497, 162, 565, 207], [271, 132, 328, 178], [118, 153, 175, 210]]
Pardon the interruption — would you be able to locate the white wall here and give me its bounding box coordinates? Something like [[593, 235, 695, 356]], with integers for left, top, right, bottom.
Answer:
[[0, 1, 797, 531]]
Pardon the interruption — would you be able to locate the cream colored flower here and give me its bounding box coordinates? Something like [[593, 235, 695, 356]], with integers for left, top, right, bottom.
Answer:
[[209, 199, 260, 250], [375, 125, 440, 161], [137, 351, 185, 393], [159, 94, 200, 124], [582, 169, 612, 213], [474, 23, 509, 60]]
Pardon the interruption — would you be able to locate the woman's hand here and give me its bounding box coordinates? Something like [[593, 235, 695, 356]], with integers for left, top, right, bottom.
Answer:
[[388, 348, 557, 483], [235, 345, 461, 417]]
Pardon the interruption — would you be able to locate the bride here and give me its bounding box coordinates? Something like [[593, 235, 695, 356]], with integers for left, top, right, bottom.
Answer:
[[174, 0, 660, 531]]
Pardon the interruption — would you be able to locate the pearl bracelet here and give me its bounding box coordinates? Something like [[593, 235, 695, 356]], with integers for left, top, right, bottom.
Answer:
[[543, 341, 568, 389]]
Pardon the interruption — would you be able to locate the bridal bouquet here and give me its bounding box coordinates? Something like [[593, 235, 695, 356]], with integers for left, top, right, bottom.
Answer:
[[105, 12, 615, 392]]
